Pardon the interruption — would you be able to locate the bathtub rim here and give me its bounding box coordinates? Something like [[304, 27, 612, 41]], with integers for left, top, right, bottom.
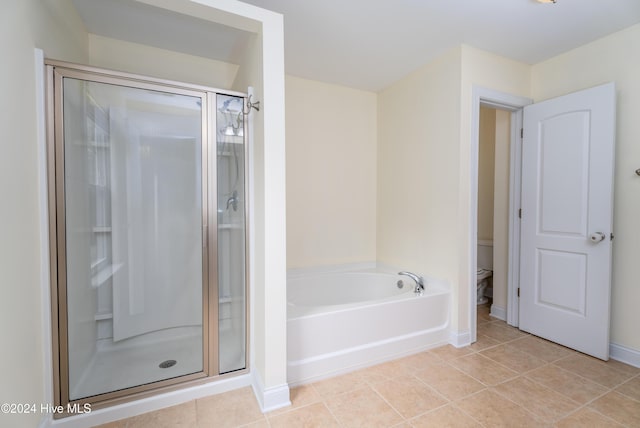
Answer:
[[287, 263, 450, 320]]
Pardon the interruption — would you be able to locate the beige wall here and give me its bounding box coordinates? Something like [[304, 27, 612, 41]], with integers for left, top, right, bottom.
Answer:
[[492, 109, 511, 311], [286, 75, 377, 269], [227, 3, 288, 395], [377, 48, 463, 327], [458, 46, 531, 332], [296, 46, 527, 335], [0, 1, 88, 427], [88, 34, 240, 90], [477, 106, 496, 241], [1, 0, 287, 419], [532, 23, 640, 351]]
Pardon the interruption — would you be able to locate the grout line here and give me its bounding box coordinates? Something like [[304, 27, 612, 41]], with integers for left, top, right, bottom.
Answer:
[[364, 384, 406, 424], [403, 401, 451, 426], [449, 399, 491, 428], [550, 359, 637, 390], [584, 398, 631, 428], [558, 404, 625, 427], [319, 401, 342, 428], [486, 383, 555, 425], [105, 314, 640, 427]]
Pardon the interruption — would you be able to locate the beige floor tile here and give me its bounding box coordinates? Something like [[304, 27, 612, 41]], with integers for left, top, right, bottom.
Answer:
[[525, 364, 608, 404], [506, 336, 573, 362], [477, 317, 493, 326], [93, 304, 640, 428], [290, 383, 321, 406], [456, 390, 545, 428], [603, 359, 640, 377], [480, 344, 547, 373], [372, 375, 448, 419], [325, 386, 403, 427], [493, 376, 580, 423], [365, 358, 417, 379], [615, 375, 640, 401], [477, 308, 492, 324], [415, 363, 485, 400], [468, 334, 501, 352], [589, 391, 640, 427], [399, 350, 444, 369], [428, 345, 474, 361], [477, 321, 527, 343], [408, 404, 481, 427], [93, 421, 128, 428], [196, 387, 265, 428], [268, 402, 339, 428], [554, 354, 635, 388], [555, 407, 623, 428], [351, 367, 390, 386], [267, 384, 321, 416], [311, 371, 368, 397], [239, 420, 270, 428], [449, 353, 519, 386], [126, 401, 196, 428]]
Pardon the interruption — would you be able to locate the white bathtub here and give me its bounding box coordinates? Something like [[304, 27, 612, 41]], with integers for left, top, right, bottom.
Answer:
[[287, 268, 450, 385]]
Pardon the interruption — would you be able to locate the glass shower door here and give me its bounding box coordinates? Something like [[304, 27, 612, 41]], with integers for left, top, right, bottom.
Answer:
[[58, 72, 207, 400], [216, 94, 246, 373]]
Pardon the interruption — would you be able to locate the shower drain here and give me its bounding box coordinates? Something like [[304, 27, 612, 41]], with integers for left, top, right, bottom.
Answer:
[[159, 359, 177, 369]]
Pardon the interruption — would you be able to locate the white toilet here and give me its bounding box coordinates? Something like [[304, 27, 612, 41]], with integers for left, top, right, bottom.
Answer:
[[477, 240, 493, 305]]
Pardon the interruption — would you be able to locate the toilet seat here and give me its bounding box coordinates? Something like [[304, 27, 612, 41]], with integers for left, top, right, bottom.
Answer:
[[477, 268, 492, 282]]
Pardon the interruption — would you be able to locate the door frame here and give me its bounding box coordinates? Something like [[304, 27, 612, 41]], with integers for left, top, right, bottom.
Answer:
[[45, 59, 252, 412], [469, 86, 532, 343]]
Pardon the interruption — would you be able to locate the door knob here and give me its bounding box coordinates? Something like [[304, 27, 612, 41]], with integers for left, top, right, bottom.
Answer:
[[589, 232, 606, 243]]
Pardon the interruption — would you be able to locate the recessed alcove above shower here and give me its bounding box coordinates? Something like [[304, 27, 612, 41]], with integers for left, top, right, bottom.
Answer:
[[71, 0, 256, 90], [42, 0, 287, 416]]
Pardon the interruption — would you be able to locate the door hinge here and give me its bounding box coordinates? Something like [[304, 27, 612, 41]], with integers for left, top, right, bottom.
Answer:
[[517, 287, 520, 297], [521, 128, 523, 139], [518, 208, 522, 219]]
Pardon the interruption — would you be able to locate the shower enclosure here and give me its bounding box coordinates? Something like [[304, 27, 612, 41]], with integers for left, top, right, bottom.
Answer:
[[47, 61, 248, 410]]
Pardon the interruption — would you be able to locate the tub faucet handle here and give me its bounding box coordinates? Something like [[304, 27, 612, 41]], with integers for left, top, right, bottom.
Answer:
[[398, 271, 424, 294]]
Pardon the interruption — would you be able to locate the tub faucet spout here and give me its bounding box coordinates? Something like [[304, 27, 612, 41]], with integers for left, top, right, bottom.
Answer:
[[398, 271, 424, 295]]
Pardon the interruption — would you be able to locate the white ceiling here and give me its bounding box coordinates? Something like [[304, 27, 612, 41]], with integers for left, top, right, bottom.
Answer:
[[239, 0, 640, 91], [72, 0, 640, 92]]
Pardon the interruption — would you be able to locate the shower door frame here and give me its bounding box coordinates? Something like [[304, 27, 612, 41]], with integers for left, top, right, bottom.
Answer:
[[46, 60, 250, 414]]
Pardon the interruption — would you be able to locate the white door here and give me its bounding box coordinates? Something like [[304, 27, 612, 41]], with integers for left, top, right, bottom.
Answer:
[[519, 83, 616, 360]]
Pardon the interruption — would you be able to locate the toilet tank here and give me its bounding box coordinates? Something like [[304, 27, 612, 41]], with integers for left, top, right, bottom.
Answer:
[[477, 240, 494, 270]]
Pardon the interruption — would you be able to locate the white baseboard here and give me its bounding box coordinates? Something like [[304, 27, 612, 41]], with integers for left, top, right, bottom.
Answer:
[[251, 372, 290, 413], [610, 342, 640, 368], [43, 375, 252, 428], [490, 304, 507, 321], [449, 329, 471, 348]]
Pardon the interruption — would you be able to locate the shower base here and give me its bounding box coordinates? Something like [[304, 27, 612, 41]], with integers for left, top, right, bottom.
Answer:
[[71, 326, 202, 400]]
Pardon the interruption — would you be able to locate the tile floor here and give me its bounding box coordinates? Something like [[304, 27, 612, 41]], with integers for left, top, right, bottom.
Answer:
[[96, 304, 640, 427]]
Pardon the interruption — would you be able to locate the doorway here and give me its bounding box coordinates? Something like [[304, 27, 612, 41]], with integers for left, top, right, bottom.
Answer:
[[476, 106, 512, 320], [469, 87, 531, 344], [470, 84, 616, 359]]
